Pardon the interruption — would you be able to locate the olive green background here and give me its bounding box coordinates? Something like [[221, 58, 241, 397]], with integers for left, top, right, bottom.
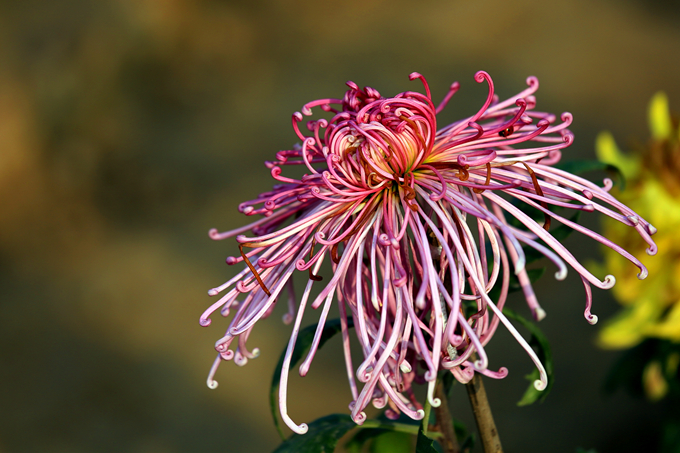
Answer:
[[2, 1, 679, 452]]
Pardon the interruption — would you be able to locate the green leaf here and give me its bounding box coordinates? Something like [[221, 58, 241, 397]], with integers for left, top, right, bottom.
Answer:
[[523, 210, 582, 265], [415, 424, 438, 453], [270, 318, 353, 439], [345, 412, 422, 453], [503, 308, 554, 405], [602, 338, 680, 399], [511, 268, 546, 292], [370, 431, 412, 453], [575, 449, 598, 453], [450, 419, 475, 452], [345, 427, 386, 453], [661, 418, 680, 453], [547, 210, 582, 242], [487, 266, 546, 302], [273, 414, 357, 453], [553, 159, 625, 189], [602, 340, 652, 397]]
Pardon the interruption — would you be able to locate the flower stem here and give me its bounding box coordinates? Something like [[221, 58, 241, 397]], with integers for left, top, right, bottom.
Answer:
[[433, 380, 461, 453], [466, 373, 503, 453]]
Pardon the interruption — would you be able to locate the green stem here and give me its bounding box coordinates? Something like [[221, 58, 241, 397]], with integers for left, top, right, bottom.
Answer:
[[421, 394, 433, 436]]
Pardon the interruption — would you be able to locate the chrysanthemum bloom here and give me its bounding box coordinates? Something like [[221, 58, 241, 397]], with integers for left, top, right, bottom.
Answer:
[[596, 92, 678, 350], [201, 71, 656, 433]]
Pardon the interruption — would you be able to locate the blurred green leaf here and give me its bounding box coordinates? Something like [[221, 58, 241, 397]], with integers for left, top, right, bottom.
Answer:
[[554, 159, 625, 189], [370, 431, 412, 453], [345, 412, 422, 453], [661, 419, 680, 453], [649, 91, 673, 140], [453, 419, 475, 452], [575, 449, 598, 453], [270, 318, 353, 439], [523, 210, 582, 264], [604, 338, 680, 400], [603, 339, 656, 398], [345, 427, 387, 453], [487, 266, 546, 302], [273, 414, 357, 453], [503, 308, 554, 405]]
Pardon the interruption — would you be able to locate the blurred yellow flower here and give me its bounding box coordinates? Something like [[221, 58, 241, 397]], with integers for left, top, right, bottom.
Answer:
[[597, 92, 680, 349]]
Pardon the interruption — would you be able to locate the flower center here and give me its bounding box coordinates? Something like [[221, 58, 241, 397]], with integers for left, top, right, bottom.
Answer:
[[331, 98, 436, 186]]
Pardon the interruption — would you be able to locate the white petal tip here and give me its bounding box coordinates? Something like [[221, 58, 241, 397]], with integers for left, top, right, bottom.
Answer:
[[602, 275, 616, 289], [533, 307, 547, 322], [533, 379, 547, 391]]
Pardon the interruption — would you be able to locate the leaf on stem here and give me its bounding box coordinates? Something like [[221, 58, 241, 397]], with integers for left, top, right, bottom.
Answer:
[[273, 414, 357, 453]]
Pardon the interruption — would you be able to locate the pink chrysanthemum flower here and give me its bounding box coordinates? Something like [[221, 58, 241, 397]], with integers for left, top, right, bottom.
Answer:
[[201, 71, 656, 432]]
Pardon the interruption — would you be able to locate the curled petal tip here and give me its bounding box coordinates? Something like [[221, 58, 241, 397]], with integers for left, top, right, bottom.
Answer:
[[296, 423, 309, 434], [408, 72, 422, 80], [415, 409, 425, 420], [647, 224, 658, 235], [199, 317, 212, 327], [474, 70, 490, 82], [585, 313, 599, 325], [554, 268, 568, 281], [208, 288, 219, 296], [637, 268, 649, 280], [533, 379, 547, 391], [430, 397, 442, 408], [602, 274, 616, 289], [207, 379, 218, 389], [400, 361, 412, 373], [208, 228, 220, 239], [646, 245, 658, 256], [352, 412, 367, 425]]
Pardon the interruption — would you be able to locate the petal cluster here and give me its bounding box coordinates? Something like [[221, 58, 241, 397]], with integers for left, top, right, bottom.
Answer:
[[201, 71, 656, 432]]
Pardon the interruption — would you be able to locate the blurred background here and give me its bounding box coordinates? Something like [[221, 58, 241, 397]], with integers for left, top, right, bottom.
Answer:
[[2, 0, 680, 451]]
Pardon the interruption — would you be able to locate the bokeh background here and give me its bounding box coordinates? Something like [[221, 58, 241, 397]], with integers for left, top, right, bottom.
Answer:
[[2, 0, 680, 452]]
